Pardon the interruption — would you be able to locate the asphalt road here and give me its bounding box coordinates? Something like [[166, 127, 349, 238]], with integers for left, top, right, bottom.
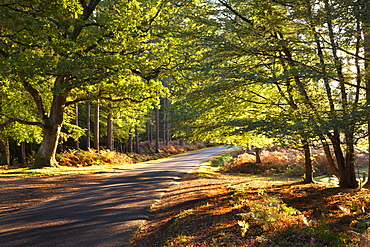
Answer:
[[0, 147, 229, 247]]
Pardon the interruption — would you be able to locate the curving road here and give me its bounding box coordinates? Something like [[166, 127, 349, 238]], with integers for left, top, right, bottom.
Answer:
[[0, 147, 229, 247]]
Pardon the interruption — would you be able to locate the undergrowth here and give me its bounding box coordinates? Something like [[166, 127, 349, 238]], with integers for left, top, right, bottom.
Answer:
[[160, 150, 370, 246], [56, 141, 210, 167], [0, 141, 215, 176], [209, 147, 368, 178]]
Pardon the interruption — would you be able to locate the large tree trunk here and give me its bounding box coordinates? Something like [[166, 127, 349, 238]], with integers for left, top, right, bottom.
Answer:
[[33, 94, 66, 168], [0, 139, 10, 165], [33, 125, 61, 168], [342, 132, 358, 188], [302, 140, 313, 183], [329, 132, 358, 188]]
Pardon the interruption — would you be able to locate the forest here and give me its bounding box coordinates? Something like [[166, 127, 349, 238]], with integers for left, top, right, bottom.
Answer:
[[0, 0, 369, 191]]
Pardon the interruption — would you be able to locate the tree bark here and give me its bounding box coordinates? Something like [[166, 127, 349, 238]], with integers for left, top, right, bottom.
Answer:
[[75, 103, 79, 149], [342, 132, 358, 188], [255, 148, 262, 164], [302, 140, 313, 183], [93, 100, 100, 152], [107, 100, 113, 150], [155, 107, 160, 153], [128, 133, 133, 153], [33, 93, 66, 168], [149, 112, 153, 142], [322, 0, 358, 189], [163, 109, 168, 146], [135, 126, 140, 154], [361, 0, 370, 187], [86, 98, 91, 149], [321, 139, 340, 178], [0, 139, 10, 165], [17, 142, 26, 165], [33, 125, 61, 168], [328, 131, 358, 188]]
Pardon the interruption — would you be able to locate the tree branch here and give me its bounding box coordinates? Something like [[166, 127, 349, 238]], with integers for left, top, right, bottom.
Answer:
[[0, 116, 43, 129], [65, 95, 155, 106], [70, 0, 101, 41], [0, 49, 9, 58], [21, 81, 47, 120], [218, 0, 253, 25]]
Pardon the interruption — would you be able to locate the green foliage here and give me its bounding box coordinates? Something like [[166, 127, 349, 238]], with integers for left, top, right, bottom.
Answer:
[[0, 0, 177, 166], [307, 215, 352, 246], [220, 149, 306, 176], [238, 195, 300, 232], [0, 78, 43, 143], [209, 151, 235, 167], [166, 0, 369, 188]]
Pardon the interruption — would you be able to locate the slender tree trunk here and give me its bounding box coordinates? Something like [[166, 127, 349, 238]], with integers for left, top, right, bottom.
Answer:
[[167, 123, 171, 144], [163, 111, 168, 146], [75, 103, 79, 149], [312, 22, 341, 181], [135, 126, 140, 154], [162, 98, 170, 146], [155, 107, 160, 152], [0, 139, 10, 165], [362, 0, 370, 187], [323, 0, 357, 188], [149, 112, 153, 142], [146, 116, 150, 142], [128, 133, 133, 153], [17, 142, 26, 165], [86, 95, 91, 149], [302, 139, 313, 183], [255, 148, 262, 164], [321, 139, 340, 178], [343, 132, 358, 188], [164, 98, 171, 144], [107, 100, 113, 150], [94, 100, 100, 152]]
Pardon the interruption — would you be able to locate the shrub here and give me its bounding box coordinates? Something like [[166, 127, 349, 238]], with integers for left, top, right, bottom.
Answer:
[[224, 148, 306, 176], [209, 152, 235, 167], [57, 149, 133, 167], [57, 141, 213, 167]]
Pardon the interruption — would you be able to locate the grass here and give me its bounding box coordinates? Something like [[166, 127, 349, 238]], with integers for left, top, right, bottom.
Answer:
[[0, 144, 219, 177], [0, 163, 140, 177]]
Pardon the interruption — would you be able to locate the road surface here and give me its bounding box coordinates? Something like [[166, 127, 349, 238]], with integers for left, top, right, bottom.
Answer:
[[0, 147, 228, 247]]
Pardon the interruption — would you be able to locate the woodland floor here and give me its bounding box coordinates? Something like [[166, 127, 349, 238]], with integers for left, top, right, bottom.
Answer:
[[2, 171, 370, 246]]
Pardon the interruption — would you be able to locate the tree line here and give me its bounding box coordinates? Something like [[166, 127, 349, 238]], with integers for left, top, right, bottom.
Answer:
[[1, 0, 370, 189]]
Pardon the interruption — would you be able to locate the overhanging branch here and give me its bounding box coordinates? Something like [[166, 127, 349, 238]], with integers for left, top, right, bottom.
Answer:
[[65, 95, 155, 106], [0, 116, 43, 129]]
